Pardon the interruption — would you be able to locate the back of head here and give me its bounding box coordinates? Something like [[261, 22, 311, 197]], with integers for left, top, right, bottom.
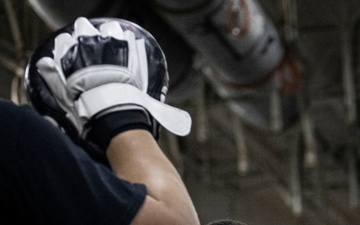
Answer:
[[207, 219, 248, 225]]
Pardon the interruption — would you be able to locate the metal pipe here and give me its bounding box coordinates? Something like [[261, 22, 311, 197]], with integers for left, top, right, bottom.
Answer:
[[289, 132, 302, 216], [152, 0, 284, 86], [231, 109, 249, 174], [193, 54, 209, 143], [340, 6, 357, 125], [348, 145, 359, 208], [270, 76, 283, 132], [4, 0, 24, 59], [281, 0, 299, 45], [0, 53, 23, 77], [352, 11, 360, 209]]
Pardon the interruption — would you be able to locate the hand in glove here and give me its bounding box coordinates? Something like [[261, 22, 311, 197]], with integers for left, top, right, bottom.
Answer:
[[27, 17, 191, 152]]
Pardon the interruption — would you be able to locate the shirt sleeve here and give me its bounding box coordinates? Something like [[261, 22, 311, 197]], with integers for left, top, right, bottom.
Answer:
[[0, 100, 147, 225]]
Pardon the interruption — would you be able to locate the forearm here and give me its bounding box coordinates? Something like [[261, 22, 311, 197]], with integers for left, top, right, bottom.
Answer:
[[106, 129, 200, 225]]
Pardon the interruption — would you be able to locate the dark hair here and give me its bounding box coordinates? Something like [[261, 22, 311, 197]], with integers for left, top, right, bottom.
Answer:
[[207, 219, 247, 225]]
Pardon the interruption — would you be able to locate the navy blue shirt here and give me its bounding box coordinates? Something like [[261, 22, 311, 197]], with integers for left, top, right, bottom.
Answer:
[[0, 100, 146, 224]]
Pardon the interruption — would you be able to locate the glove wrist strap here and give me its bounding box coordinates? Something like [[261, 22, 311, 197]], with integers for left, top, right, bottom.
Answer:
[[86, 110, 152, 151]]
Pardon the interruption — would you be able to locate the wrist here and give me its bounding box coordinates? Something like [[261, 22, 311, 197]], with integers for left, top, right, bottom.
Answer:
[[86, 110, 152, 151]]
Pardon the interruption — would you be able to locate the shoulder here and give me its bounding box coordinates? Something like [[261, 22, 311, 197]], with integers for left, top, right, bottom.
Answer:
[[0, 100, 37, 132], [0, 99, 38, 119], [0, 99, 63, 148]]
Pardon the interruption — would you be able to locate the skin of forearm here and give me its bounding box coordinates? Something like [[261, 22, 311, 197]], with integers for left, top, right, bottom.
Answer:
[[106, 129, 200, 225]]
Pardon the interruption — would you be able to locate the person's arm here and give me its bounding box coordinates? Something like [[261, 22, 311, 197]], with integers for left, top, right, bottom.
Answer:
[[26, 17, 198, 224], [106, 129, 200, 225]]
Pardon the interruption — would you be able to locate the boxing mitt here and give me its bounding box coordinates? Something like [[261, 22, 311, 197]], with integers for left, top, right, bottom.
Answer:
[[25, 17, 191, 155]]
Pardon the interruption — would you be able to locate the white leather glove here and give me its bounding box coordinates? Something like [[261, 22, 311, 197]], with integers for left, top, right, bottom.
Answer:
[[35, 17, 191, 145]]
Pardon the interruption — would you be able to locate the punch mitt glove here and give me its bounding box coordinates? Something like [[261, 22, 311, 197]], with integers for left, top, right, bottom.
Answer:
[[25, 17, 191, 156]]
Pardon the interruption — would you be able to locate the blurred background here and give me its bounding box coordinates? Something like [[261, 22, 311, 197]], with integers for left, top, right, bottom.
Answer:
[[0, 0, 359, 224]]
